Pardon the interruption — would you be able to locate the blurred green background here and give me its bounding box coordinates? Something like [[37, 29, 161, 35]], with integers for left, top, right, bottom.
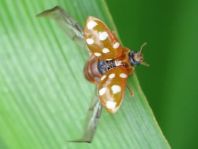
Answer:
[[107, 0, 198, 148]]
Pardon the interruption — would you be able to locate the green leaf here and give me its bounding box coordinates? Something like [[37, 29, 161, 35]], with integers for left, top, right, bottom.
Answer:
[[0, 0, 170, 148]]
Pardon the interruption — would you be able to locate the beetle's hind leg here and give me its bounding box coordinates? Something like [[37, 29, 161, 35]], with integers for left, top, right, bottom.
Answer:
[[127, 84, 134, 96]]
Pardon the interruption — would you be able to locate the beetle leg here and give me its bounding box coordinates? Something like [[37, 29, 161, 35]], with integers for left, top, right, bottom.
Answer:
[[127, 84, 134, 96]]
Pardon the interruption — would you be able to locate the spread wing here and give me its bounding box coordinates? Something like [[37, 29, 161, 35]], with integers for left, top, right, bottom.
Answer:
[[97, 67, 128, 113], [68, 95, 102, 143], [84, 17, 123, 60], [37, 6, 86, 48]]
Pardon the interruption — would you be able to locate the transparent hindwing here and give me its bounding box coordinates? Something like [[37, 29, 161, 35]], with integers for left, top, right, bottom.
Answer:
[[68, 95, 102, 143], [37, 6, 86, 48]]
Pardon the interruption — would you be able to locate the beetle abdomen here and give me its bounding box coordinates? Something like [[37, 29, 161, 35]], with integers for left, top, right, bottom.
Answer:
[[83, 55, 102, 84]]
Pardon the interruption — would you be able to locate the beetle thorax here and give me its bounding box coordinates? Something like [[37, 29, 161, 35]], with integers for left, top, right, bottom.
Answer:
[[97, 59, 125, 74]]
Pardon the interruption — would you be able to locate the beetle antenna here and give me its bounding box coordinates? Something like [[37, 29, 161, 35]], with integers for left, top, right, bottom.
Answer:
[[141, 61, 150, 67], [139, 42, 147, 54], [138, 42, 150, 67]]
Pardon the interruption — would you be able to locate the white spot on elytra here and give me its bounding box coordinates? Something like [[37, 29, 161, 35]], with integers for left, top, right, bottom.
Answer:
[[99, 32, 108, 41], [86, 38, 94, 45], [94, 52, 101, 57], [99, 87, 107, 96], [111, 85, 121, 94], [108, 73, 115, 79], [102, 48, 110, 53], [113, 42, 120, 49], [101, 75, 106, 81], [106, 101, 116, 109], [120, 73, 127, 78], [87, 20, 97, 30]]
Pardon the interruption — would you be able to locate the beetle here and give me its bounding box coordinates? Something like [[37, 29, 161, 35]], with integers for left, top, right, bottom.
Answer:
[[83, 16, 148, 113], [37, 6, 148, 143]]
